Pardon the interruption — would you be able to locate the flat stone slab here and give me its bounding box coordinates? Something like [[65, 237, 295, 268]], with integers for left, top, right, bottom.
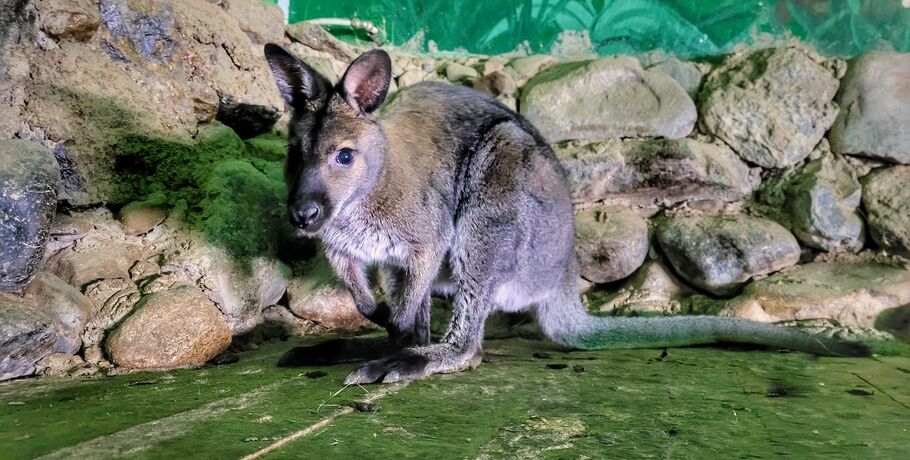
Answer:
[[555, 138, 758, 207], [722, 261, 910, 329], [1, 336, 908, 458]]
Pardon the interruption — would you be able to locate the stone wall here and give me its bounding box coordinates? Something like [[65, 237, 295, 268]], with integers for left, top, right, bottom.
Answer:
[[1, 0, 909, 380]]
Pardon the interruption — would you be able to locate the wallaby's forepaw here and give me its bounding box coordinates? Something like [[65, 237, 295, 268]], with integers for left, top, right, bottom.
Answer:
[[344, 344, 482, 384]]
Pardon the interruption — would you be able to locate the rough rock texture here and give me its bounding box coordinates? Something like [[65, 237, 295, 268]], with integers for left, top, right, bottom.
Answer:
[[722, 261, 910, 329], [829, 52, 910, 164], [0, 298, 56, 381], [0, 140, 60, 292], [287, 259, 371, 331], [161, 231, 290, 334], [574, 207, 649, 283], [597, 260, 691, 315], [862, 166, 910, 257], [119, 203, 166, 236], [647, 58, 703, 99], [106, 284, 232, 369], [34, 0, 100, 42], [699, 47, 844, 169], [7, 0, 283, 204], [555, 138, 758, 207], [657, 216, 801, 296], [764, 154, 865, 252], [521, 56, 696, 143], [21, 271, 92, 354], [220, 0, 287, 46]]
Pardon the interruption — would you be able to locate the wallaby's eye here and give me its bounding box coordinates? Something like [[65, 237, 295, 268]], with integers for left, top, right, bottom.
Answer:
[[335, 148, 355, 166]]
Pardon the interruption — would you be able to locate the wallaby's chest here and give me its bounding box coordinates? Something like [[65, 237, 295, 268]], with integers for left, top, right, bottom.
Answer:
[[321, 210, 410, 265]]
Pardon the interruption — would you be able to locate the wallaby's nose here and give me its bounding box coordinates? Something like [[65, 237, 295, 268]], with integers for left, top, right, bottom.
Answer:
[[290, 202, 321, 228]]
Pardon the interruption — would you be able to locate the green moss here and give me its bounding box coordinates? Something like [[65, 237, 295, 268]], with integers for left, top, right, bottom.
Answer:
[[5, 337, 907, 459], [111, 122, 296, 265]]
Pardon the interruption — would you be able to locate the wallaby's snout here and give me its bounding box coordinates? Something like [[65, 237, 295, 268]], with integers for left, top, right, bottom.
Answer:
[[288, 195, 327, 231]]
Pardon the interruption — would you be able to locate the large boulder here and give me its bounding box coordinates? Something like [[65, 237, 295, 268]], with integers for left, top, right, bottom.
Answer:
[[574, 206, 649, 284], [722, 261, 910, 329], [0, 298, 56, 381], [829, 52, 910, 164], [699, 47, 844, 169], [521, 56, 696, 143], [21, 272, 92, 354], [554, 138, 758, 207], [862, 166, 910, 257], [10, 0, 283, 204], [656, 215, 800, 296], [105, 284, 232, 369], [286, 257, 372, 332], [764, 154, 865, 252], [0, 140, 59, 292]]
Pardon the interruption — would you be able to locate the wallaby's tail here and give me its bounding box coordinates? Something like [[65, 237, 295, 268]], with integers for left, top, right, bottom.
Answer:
[[537, 296, 871, 357]]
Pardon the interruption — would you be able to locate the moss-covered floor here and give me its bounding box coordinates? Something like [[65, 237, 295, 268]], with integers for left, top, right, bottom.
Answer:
[[2, 336, 908, 459]]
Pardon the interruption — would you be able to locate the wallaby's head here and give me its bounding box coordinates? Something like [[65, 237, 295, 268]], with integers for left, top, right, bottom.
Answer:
[[265, 44, 392, 235]]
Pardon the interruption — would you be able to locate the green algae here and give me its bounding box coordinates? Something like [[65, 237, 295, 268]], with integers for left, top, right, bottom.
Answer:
[[2, 337, 908, 459], [111, 124, 296, 265]]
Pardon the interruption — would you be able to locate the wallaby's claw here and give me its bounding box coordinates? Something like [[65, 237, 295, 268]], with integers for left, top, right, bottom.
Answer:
[[344, 345, 483, 385], [344, 349, 430, 385]]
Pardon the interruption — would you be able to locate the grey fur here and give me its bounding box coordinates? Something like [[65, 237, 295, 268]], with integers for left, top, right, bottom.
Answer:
[[265, 45, 869, 385]]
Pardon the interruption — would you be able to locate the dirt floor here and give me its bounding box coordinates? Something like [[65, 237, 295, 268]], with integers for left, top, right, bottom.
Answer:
[[2, 334, 909, 459]]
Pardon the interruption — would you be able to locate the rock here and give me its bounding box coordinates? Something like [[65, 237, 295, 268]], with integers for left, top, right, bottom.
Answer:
[[444, 62, 478, 82], [261, 304, 320, 336], [829, 52, 910, 164], [119, 202, 167, 236], [35, 0, 100, 41], [45, 213, 94, 253], [46, 227, 143, 289], [647, 58, 703, 99], [397, 68, 426, 88], [507, 55, 555, 85], [597, 260, 691, 315], [862, 166, 910, 257], [220, 0, 286, 46], [699, 47, 844, 169], [774, 155, 865, 252], [0, 140, 60, 292], [161, 229, 289, 334], [286, 22, 356, 63], [80, 277, 141, 365], [722, 261, 910, 329], [0, 297, 56, 381], [478, 57, 506, 76], [22, 272, 92, 354], [521, 56, 696, 143], [106, 284, 232, 369], [216, 93, 280, 139], [656, 215, 800, 296], [471, 71, 518, 97], [574, 207, 649, 283], [15, 0, 283, 204], [554, 138, 758, 207], [287, 258, 371, 331]]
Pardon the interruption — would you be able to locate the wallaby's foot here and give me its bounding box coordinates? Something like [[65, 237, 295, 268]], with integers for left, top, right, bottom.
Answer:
[[344, 344, 482, 384]]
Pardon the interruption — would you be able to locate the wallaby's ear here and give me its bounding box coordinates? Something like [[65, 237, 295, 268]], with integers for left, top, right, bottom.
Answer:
[[340, 49, 391, 114], [264, 43, 329, 109]]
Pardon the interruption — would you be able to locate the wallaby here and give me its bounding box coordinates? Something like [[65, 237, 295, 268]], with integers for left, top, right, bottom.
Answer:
[[264, 44, 869, 384]]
